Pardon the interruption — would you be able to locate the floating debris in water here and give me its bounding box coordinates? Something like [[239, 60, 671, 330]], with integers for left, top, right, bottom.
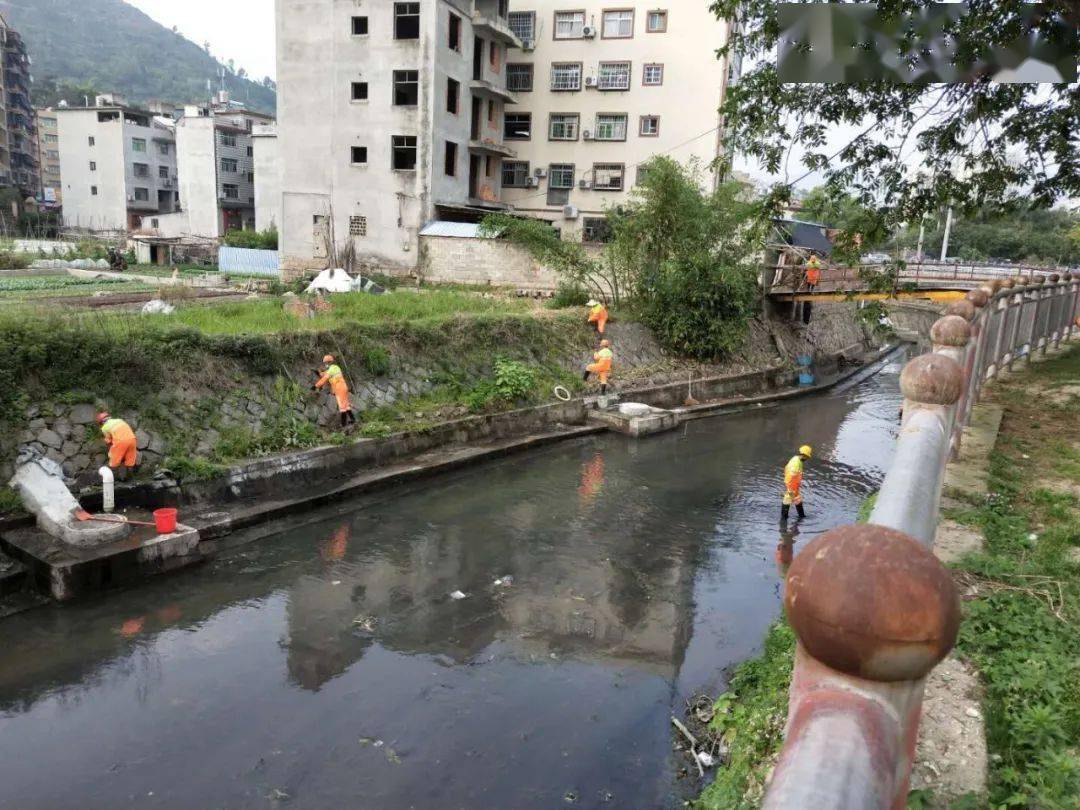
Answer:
[[563, 791, 578, 803], [266, 788, 290, 802], [696, 751, 716, 768], [450, 590, 468, 600], [352, 615, 377, 632], [385, 748, 402, 765], [493, 575, 514, 587]]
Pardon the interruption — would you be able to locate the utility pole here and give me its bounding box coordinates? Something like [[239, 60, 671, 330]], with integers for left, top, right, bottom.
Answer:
[[939, 207, 954, 261], [916, 217, 925, 260]]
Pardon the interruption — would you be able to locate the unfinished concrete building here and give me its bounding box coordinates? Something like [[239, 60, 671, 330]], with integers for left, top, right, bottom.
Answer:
[[2, 19, 39, 198], [275, 0, 521, 278]]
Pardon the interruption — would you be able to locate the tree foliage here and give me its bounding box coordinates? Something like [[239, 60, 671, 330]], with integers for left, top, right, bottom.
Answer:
[[902, 207, 1080, 265], [712, 0, 1080, 223]]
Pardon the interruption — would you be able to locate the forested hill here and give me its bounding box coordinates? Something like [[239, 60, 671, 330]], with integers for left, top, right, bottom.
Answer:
[[0, 0, 276, 113]]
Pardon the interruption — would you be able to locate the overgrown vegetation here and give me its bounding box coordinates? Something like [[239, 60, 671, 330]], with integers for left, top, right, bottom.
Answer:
[[222, 228, 279, 251]]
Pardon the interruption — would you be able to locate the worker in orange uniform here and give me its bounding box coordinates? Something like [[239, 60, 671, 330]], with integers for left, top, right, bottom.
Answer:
[[586, 300, 609, 335], [805, 255, 822, 292], [97, 412, 138, 479], [781, 445, 813, 522], [313, 354, 357, 430], [583, 339, 614, 396]]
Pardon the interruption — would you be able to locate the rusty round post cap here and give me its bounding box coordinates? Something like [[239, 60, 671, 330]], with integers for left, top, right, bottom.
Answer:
[[965, 288, 989, 308], [988, 279, 1003, 292], [1049, 273, 1060, 283], [931, 315, 971, 347], [1018, 276, 1032, 286], [945, 299, 976, 321], [1032, 276, 1045, 286], [1000, 277, 1015, 289], [785, 524, 960, 682], [900, 353, 964, 404]]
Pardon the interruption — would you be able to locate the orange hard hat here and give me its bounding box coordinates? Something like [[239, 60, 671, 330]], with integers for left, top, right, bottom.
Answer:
[[96, 411, 110, 424], [323, 354, 335, 364]]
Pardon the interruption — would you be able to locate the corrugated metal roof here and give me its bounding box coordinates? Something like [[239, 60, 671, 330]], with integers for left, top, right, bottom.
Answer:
[[419, 221, 497, 239]]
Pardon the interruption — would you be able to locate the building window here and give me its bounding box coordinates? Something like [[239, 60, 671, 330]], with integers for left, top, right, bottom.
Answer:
[[646, 10, 668, 32], [221, 158, 238, 173], [504, 113, 531, 140], [221, 134, 237, 147], [151, 218, 159, 229], [592, 163, 625, 191], [447, 78, 460, 114], [444, 141, 458, 176], [44, 134, 59, 144], [448, 12, 462, 51], [91, 185, 98, 196], [222, 184, 239, 200], [134, 187, 150, 201], [159, 165, 169, 178], [393, 70, 419, 106], [89, 161, 97, 171], [350, 215, 367, 237], [602, 9, 634, 38], [248, 172, 255, 183], [507, 63, 534, 92], [554, 11, 585, 39], [131, 138, 147, 153], [643, 63, 664, 86], [583, 217, 613, 243], [549, 163, 575, 189], [639, 115, 660, 136], [502, 160, 530, 188], [158, 142, 170, 155], [247, 146, 254, 157], [133, 162, 150, 178], [351, 146, 368, 165], [352, 81, 369, 101], [487, 99, 497, 125], [394, 2, 420, 39], [549, 113, 580, 141], [508, 11, 536, 42], [636, 166, 651, 186], [392, 135, 417, 170], [598, 61, 631, 90], [352, 16, 369, 36], [551, 62, 582, 91], [88, 136, 95, 147], [594, 113, 628, 141]]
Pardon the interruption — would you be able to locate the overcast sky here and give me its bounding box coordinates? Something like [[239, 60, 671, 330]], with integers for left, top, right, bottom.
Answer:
[[127, 0, 277, 81]]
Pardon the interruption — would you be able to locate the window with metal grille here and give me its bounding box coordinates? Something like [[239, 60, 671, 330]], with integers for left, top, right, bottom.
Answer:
[[643, 63, 664, 85], [551, 63, 582, 91], [504, 113, 531, 140], [646, 10, 667, 32], [639, 115, 660, 136], [131, 138, 146, 153], [394, 2, 420, 39], [352, 16, 368, 35], [549, 113, 579, 141], [158, 142, 170, 155], [134, 187, 150, 201], [221, 134, 237, 147], [393, 70, 419, 106], [602, 9, 634, 38], [350, 216, 367, 237], [549, 164, 575, 189], [502, 161, 530, 187], [594, 114, 628, 141], [598, 62, 631, 90], [221, 158, 238, 173], [89, 161, 97, 171], [159, 165, 169, 178], [392, 135, 417, 170], [133, 162, 149, 178], [592, 163, 625, 191], [508, 11, 535, 42], [352, 81, 369, 101], [583, 217, 613, 243], [507, 63, 533, 92], [554, 11, 585, 39], [222, 184, 239, 200], [636, 166, 650, 186]]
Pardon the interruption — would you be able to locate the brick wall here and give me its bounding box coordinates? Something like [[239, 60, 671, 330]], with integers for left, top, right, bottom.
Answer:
[[420, 235, 560, 290]]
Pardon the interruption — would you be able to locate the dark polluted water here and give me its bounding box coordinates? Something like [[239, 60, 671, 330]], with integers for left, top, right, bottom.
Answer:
[[0, 355, 908, 810]]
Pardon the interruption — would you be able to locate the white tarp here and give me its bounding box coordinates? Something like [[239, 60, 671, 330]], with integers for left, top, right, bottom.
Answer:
[[305, 267, 354, 294]]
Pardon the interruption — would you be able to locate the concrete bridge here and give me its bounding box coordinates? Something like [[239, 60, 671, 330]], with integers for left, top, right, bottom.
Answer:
[[763, 273, 1080, 809]]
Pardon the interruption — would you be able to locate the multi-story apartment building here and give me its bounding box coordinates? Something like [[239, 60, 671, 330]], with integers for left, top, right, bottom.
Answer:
[[36, 108, 62, 205], [57, 96, 179, 232], [276, 0, 521, 275], [2, 21, 39, 198], [501, 2, 732, 240]]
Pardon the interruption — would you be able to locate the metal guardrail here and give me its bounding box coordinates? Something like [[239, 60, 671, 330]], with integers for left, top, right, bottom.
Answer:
[[768, 261, 1076, 292], [763, 272, 1080, 809]]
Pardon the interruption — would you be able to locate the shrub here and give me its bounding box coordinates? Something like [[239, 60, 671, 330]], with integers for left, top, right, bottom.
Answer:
[[0, 251, 31, 270], [362, 346, 392, 376], [359, 421, 393, 439], [548, 281, 591, 309], [223, 227, 279, 250]]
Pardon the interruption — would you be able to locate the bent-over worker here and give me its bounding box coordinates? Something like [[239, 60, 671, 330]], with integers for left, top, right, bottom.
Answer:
[[805, 255, 822, 291], [587, 300, 609, 335], [583, 339, 614, 396], [97, 412, 138, 479], [314, 354, 357, 429], [781, 445, 813, 522]]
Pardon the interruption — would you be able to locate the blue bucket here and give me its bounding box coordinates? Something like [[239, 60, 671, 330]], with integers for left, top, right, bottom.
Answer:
[[795, 354, 813, 367], [798, 371, 815, 386]]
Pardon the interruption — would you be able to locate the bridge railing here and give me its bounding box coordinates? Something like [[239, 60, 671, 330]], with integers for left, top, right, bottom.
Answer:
[[762, 272, 1079, 809], [767, 260, 1075, 292]]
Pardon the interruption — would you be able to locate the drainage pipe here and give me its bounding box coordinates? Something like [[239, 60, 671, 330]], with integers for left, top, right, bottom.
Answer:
[[99, 466, 114, 513]]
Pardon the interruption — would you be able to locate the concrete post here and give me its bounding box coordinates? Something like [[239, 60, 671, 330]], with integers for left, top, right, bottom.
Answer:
[[1048, 275, 1063, 350], [1023, 279, 1041, 366], [1068, 274, 1080, 342], [1004, 280, 1025, 371], [989, 292, 1009, 378], [964, 288, 990, 406]]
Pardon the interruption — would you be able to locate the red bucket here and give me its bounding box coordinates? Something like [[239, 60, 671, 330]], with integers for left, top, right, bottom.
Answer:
[[153, 508, 178, 534]]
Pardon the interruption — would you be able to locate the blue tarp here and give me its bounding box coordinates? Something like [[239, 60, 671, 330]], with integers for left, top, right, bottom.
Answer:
[[218, 246, 280, 276]]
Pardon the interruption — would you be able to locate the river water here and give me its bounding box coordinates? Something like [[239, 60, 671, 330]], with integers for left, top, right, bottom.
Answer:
[[0, 355, 908, 809]]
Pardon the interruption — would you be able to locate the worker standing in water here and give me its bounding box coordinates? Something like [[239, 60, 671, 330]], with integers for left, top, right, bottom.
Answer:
[[781, 445, 813, 522], [583, 339, 614, 396], [97, 412, 138, 480], [586, 299, 608, 335], [805, 255, 822, 292], [313, 354, 357, 430]]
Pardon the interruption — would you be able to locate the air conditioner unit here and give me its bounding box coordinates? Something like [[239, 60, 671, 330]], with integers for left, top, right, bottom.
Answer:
[[584, 76, 598, 88], [578, 179, 592, 190], [526, 176, 540, 188], [581, 25, 596, 38], [522, 39, 535, 52], [563, 205, 579, 220], [534, 167, 547, 178], [582, 129, 593, 140]]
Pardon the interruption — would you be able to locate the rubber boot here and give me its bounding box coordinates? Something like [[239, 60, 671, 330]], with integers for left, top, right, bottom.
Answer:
[[582, 369, 591, 381], [346, 410, 357, 426], [600, 383, 607, 396], [796, 503, 806, 520], [781, 504, 790, 522], [339, 412, 349, 429]]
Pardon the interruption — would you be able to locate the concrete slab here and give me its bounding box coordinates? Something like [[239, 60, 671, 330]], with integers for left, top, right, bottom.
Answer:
[[588, 407, 679, 438], [934, 520, 984, 563], [0, 516, 203, 601], [944, 405, 1004, 498]]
